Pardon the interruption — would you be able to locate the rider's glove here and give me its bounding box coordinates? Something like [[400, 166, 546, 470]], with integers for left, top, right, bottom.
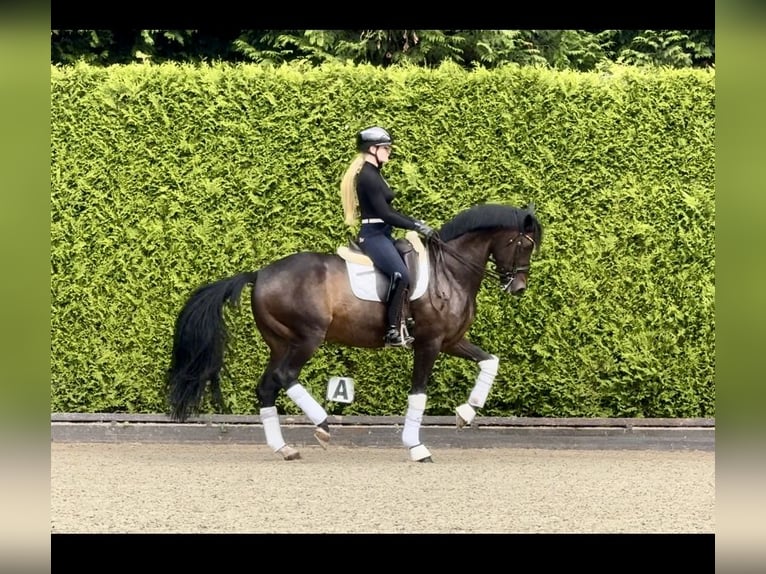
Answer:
[[413, 220, 436, 239]]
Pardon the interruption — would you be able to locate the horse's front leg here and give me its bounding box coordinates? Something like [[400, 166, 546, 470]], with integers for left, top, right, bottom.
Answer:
[[444, 338, 498, 429], [404, 342, 442, 463]]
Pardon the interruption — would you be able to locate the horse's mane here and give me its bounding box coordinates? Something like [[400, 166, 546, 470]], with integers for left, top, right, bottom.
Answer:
[[438, 203, 543, 247]]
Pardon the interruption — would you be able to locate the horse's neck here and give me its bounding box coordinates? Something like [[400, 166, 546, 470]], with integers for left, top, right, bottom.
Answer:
[[439, 233, 493, 291]]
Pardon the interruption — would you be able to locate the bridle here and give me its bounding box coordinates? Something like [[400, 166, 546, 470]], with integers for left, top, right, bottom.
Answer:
[[430, 230, 536, 291], [493, 231, 537, 292]]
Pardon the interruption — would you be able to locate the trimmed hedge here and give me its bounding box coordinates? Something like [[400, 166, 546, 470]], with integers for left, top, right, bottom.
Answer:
[[50, 61, 715, 417]]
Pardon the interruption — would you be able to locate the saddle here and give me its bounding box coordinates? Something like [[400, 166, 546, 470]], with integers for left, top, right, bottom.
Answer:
[[337, 231, 429, 303]]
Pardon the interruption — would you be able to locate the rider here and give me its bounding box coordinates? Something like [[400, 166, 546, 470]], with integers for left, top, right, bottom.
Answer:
[[340, 126, 436, 347]]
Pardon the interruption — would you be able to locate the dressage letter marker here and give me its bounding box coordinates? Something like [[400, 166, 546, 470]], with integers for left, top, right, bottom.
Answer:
[[327, 377, 355, 403]]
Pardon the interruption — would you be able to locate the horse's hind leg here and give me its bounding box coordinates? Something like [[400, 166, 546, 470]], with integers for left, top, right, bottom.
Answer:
[[445, 338, 498, 429], [274, 337, 332, 449], [257, 357, 302, 460], [285, 383, 331, 448]]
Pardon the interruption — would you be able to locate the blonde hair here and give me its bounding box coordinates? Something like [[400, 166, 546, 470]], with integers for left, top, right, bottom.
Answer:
[[340, 154, 366, 227]]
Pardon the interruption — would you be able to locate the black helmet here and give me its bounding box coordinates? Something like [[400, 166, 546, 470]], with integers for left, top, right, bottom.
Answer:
[[356, 126, 393, 152]]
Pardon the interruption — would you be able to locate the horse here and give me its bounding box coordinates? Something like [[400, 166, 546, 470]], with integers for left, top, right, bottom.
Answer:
[[166, 203, 543, 462]]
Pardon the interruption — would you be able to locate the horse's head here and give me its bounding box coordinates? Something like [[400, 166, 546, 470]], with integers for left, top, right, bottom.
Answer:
[[490, 211, 541, 296], [438, 203, 544, 297]]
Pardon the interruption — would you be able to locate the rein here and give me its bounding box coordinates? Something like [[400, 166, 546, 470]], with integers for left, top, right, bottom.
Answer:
[[426, 233, 504, 310], [431, 236, 501, 282], [429, 230, 536, 285]]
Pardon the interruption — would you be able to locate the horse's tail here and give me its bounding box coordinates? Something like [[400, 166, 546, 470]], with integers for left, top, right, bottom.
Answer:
[[165, 271, 258, 422]]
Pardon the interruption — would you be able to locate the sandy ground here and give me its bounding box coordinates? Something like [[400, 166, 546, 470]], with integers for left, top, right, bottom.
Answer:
[[50, 442, 714, 534]]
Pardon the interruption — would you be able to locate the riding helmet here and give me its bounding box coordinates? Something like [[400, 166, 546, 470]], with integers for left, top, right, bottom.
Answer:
[[356, 126, 393, 152]]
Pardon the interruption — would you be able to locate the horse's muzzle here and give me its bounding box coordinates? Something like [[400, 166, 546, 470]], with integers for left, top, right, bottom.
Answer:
[[501, 275, 527, 296]]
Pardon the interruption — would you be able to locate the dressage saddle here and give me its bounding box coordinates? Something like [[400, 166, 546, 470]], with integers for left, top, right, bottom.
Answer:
[[337, 235, 421, 302]]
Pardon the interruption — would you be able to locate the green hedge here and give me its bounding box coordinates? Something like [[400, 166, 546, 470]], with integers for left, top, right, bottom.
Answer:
[[50, 61, 715, 418]]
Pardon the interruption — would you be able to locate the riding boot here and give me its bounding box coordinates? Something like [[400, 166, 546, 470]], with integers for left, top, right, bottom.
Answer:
[[384, 273, 414, 348]]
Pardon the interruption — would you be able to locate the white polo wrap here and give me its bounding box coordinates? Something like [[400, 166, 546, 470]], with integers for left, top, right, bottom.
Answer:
[[402, 393, 427, 448], [260, 406, 287, 452], [468, 355, 499, 408], [286, 383, 328, 425]]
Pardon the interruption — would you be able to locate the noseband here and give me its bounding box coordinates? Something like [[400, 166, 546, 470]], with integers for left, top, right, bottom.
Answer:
[[493, 232, 536, 292]]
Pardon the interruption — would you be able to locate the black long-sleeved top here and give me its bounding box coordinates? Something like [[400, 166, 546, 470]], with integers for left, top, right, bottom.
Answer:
[[356, 162, 418, 230]]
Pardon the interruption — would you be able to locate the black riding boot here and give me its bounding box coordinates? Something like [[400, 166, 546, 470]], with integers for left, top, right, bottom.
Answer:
[[384, 273, 414, 348]]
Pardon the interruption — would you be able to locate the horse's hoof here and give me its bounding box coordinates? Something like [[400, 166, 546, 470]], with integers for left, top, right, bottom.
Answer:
[[314, 427, 330, 450], [277, 445, 301, 460], [455, 403, 476, 429], [408, 443, 432, 462]]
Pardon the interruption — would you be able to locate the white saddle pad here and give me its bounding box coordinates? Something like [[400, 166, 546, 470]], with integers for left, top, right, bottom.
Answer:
[[338, 231, 430, 302]]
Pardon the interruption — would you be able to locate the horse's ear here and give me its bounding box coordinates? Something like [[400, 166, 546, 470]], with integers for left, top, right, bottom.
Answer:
[[523, 209, 543, 251]]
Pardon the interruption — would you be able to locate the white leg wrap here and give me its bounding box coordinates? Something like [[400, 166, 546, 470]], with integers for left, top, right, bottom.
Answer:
[[260, 407, 287, 452], [286, 383, 328, 426], [402, 393, 427, 448], [468, 354, 499, 408]]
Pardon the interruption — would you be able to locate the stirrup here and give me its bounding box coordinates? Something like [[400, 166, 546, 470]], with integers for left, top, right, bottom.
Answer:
[[384, 325, 414, 348]]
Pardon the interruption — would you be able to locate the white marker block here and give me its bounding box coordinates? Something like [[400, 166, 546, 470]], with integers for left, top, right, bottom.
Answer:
[[327, 376, 355, 403]]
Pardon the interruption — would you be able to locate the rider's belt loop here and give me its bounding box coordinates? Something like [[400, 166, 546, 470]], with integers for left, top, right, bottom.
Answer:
[[361, 218, 384, 224]]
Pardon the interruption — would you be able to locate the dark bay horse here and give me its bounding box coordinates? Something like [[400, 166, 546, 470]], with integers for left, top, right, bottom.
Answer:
[[166, 203, 543, 462]]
